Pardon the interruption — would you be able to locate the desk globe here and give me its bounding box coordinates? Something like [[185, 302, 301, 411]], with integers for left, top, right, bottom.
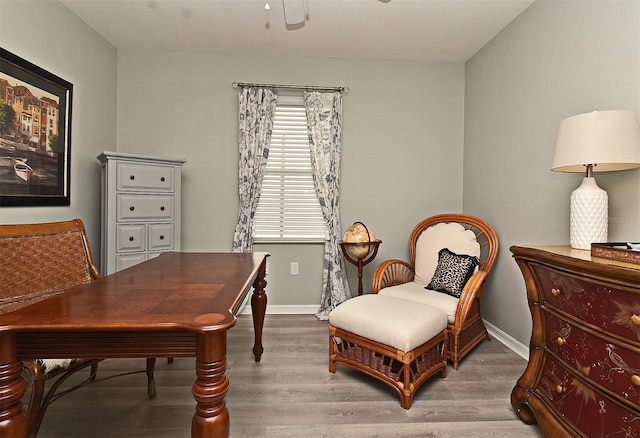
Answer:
[[342, 222, 376, 258], [340, 222, 381, 296]]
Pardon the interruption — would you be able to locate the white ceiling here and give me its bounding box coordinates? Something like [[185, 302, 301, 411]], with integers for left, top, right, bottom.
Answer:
[[60, 0, 535, 62]]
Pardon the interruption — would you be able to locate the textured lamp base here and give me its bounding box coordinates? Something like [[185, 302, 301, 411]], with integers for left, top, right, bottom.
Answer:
[[569, 177, 608, 250]]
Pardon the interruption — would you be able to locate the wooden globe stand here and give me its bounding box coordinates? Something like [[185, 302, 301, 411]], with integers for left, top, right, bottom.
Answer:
[[339, 240, 381, 296]]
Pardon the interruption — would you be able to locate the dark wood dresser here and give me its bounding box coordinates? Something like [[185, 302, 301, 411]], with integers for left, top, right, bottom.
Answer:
[[510, 245, 640, 438]]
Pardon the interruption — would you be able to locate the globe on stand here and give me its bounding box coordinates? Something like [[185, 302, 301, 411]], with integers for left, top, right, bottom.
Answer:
[[342, 222, 376, 258], [340, 222, 381, 296]]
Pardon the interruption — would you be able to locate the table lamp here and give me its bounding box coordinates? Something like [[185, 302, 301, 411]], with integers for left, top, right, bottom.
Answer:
[[551, 110, 640, 250]]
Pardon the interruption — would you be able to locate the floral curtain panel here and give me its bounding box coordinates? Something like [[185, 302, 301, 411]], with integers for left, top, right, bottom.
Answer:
[[232, 87, 278, 253], [304, 90, 351, 320]]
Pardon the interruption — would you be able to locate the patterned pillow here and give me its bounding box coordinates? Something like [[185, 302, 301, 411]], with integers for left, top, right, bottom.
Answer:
[[426, 248, 479, 298]]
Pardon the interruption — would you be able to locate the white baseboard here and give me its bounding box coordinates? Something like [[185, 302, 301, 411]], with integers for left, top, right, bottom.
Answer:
[[240, 305, 529, 361], [484, 319, 529, 360], [240, 304, 318, 315]]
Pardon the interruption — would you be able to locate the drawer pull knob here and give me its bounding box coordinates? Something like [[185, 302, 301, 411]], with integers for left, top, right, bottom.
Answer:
[[161, 177, 165, 182], [160, 206, 165, 211], [129, 236, 134, 241], [556, 385, 564, 394], [160, 235, 165, 240], [631, 314, 640, 327], [631, 375, 640, 387], [551, 288, 561, 296], [130, 175, 135, 180], [556, 337, 566, 346], [130, 206, 135, 211]]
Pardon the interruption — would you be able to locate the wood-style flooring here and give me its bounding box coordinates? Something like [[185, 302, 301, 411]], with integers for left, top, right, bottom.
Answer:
[[34, 314, 543, 438]]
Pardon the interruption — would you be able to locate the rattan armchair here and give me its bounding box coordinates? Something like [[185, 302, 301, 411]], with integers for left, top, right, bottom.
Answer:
[[371, 213, 499, 369], [0, 219, 156, 438]]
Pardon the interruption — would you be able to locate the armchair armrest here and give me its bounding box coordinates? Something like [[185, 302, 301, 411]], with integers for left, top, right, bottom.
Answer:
[[452, 270, 487, 328], [371, 259, 415, 293]]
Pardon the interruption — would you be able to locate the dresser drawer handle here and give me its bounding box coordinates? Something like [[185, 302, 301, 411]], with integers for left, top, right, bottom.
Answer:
[[129, 236, 134, 242], [129, 206, 135, 211], [632, 375, 640, 387], [160, 206, 165, 211], [130, 175, 135, 180], [159, 235, 165, 240], [161, 177, 165, 182], [556, 385, 564, 394], [556, 337, 566, 346], [551, 288, 561, 296], [631, 314, 640, 327]]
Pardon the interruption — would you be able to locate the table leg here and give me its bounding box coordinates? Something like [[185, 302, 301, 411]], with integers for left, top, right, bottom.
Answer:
[[251, 257, 268, 362], [0, 333, 28, 438], [191, 331, 230, 438]]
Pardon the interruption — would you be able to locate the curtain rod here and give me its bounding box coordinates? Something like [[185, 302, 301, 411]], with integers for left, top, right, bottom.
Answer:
[[232, 81, 348, 93]]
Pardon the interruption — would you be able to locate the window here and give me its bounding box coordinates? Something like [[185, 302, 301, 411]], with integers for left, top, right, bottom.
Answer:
[[253, 95, 326, 243]]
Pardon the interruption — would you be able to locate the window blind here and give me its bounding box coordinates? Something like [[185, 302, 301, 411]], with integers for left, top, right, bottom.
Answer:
[[253, 96, 326, 242]]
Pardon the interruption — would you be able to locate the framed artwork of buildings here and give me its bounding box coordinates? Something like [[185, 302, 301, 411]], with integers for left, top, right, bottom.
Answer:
[[0, 48, 72, 206]]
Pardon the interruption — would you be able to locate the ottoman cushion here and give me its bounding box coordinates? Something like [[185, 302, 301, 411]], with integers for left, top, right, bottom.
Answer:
[[329, 294, 448, 353]]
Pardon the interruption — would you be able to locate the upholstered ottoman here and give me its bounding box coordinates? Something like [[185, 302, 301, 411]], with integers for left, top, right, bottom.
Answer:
[[328, 294, 448, 409]]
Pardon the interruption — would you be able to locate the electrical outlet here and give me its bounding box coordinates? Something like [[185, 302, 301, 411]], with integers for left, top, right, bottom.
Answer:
[[290, 262, 299, 276]]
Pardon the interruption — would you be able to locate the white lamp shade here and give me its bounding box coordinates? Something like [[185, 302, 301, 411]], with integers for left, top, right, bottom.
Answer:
[[552, 110, 640, 172]]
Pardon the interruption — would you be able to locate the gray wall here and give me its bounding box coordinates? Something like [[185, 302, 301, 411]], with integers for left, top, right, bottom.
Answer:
[[0, 0, 117, 255], [115, 51, 466, 306], [464, 0, 640, 345]]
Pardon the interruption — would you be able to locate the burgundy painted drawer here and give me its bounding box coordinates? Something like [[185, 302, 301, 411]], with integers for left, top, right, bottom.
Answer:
[[543, 311, 640, 408], [538, 354, 638, 438], [532, 264, 640, 342]]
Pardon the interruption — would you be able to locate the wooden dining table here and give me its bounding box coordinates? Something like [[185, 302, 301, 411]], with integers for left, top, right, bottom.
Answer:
[[0, 251, 269, 438]]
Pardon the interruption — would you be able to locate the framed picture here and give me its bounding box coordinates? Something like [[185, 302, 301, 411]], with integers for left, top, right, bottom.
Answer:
[[0, 48, 72, 206]]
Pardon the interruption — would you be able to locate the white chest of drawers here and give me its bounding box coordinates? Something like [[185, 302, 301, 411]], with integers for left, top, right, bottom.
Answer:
[[98, 151, 186, 275]]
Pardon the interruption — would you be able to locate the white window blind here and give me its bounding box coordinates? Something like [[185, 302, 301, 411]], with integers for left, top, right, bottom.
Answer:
[[253, 95, 326, 243]]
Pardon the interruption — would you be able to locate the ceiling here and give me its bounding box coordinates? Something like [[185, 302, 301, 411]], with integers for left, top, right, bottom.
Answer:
[[60, 0, 535, 63]]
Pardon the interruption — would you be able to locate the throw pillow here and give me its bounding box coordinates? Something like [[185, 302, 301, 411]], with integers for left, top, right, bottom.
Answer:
[[426, 248, 479, 298]]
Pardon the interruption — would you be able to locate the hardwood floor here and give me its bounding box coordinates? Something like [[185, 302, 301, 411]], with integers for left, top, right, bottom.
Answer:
[[35, 314, 543, 438]]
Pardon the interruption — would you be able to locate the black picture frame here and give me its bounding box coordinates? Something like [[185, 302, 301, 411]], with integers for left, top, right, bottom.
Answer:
[[0, 48, 72, 206]]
